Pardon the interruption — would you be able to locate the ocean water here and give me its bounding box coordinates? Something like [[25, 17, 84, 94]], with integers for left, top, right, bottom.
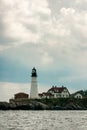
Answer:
[[0, 111, 87, 130]]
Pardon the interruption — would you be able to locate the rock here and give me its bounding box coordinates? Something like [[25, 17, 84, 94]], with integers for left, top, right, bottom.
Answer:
[[0, 102, 10, 110], [9, 100, 49, 110], [0, 98, 87, 110]]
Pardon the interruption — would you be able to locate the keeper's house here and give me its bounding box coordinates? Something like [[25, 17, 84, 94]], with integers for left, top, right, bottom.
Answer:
[[39, 86, 70, 99]]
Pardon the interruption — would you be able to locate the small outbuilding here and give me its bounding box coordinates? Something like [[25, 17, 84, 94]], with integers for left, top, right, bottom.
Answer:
[[72, 90, 85, 99], [14, 92, 29, 100], [74, 93, 83, 99]]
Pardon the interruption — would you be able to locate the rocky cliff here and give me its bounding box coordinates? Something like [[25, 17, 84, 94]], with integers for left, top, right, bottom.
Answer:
[[0, 98, 87, 110]]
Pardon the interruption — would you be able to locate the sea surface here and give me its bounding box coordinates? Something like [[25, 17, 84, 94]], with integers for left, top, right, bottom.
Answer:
[[0, 110, 87, 130]]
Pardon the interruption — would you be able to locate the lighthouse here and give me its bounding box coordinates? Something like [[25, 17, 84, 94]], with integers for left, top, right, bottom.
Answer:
[[30, 67, 38, 99]]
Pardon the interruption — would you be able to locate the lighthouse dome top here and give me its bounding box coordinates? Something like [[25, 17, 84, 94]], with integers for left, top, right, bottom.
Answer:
[[31, 67, 37, 77]]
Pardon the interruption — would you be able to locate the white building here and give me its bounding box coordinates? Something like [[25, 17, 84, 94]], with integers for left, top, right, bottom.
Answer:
[[30, 67, 38, 99], [48, 86, 70, 98], [74, 93, 83, 99], [73, 90, 85, 99], [39, 86, 70, 99]]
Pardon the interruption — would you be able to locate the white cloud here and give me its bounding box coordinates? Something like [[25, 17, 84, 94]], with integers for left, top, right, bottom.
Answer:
[[0, 0, 51, 45], [41, 52, 53, 66], [60, 7, 75, 15], [60, 7, 87, 36], [1, 0, 87, 53], [76, 0, 87, 4]]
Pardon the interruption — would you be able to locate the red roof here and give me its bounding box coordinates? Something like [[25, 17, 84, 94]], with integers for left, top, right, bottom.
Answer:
[[14, 92, 29, 99], [48, 86, 66, 93], [15, 92, 28, 96]]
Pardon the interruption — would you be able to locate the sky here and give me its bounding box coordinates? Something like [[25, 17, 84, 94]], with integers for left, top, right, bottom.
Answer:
[[0, 0, 87, 101]]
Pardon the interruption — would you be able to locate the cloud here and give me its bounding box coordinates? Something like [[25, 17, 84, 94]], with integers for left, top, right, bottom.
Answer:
[[0, 0, 87, 91], [58, 7, 87, 67], [0, 0, 51, 47], [0, 0, 87, 55], [60, 7, 75, 15], [41, 52, 53, 65], [76, 0, 87, 4]]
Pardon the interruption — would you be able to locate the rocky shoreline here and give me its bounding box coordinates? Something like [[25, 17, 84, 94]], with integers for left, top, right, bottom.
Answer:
[[0, 98, 87, 110]]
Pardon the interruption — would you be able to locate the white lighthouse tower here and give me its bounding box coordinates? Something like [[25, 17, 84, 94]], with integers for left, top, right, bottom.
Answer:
[[30, 67, 38, 99]]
